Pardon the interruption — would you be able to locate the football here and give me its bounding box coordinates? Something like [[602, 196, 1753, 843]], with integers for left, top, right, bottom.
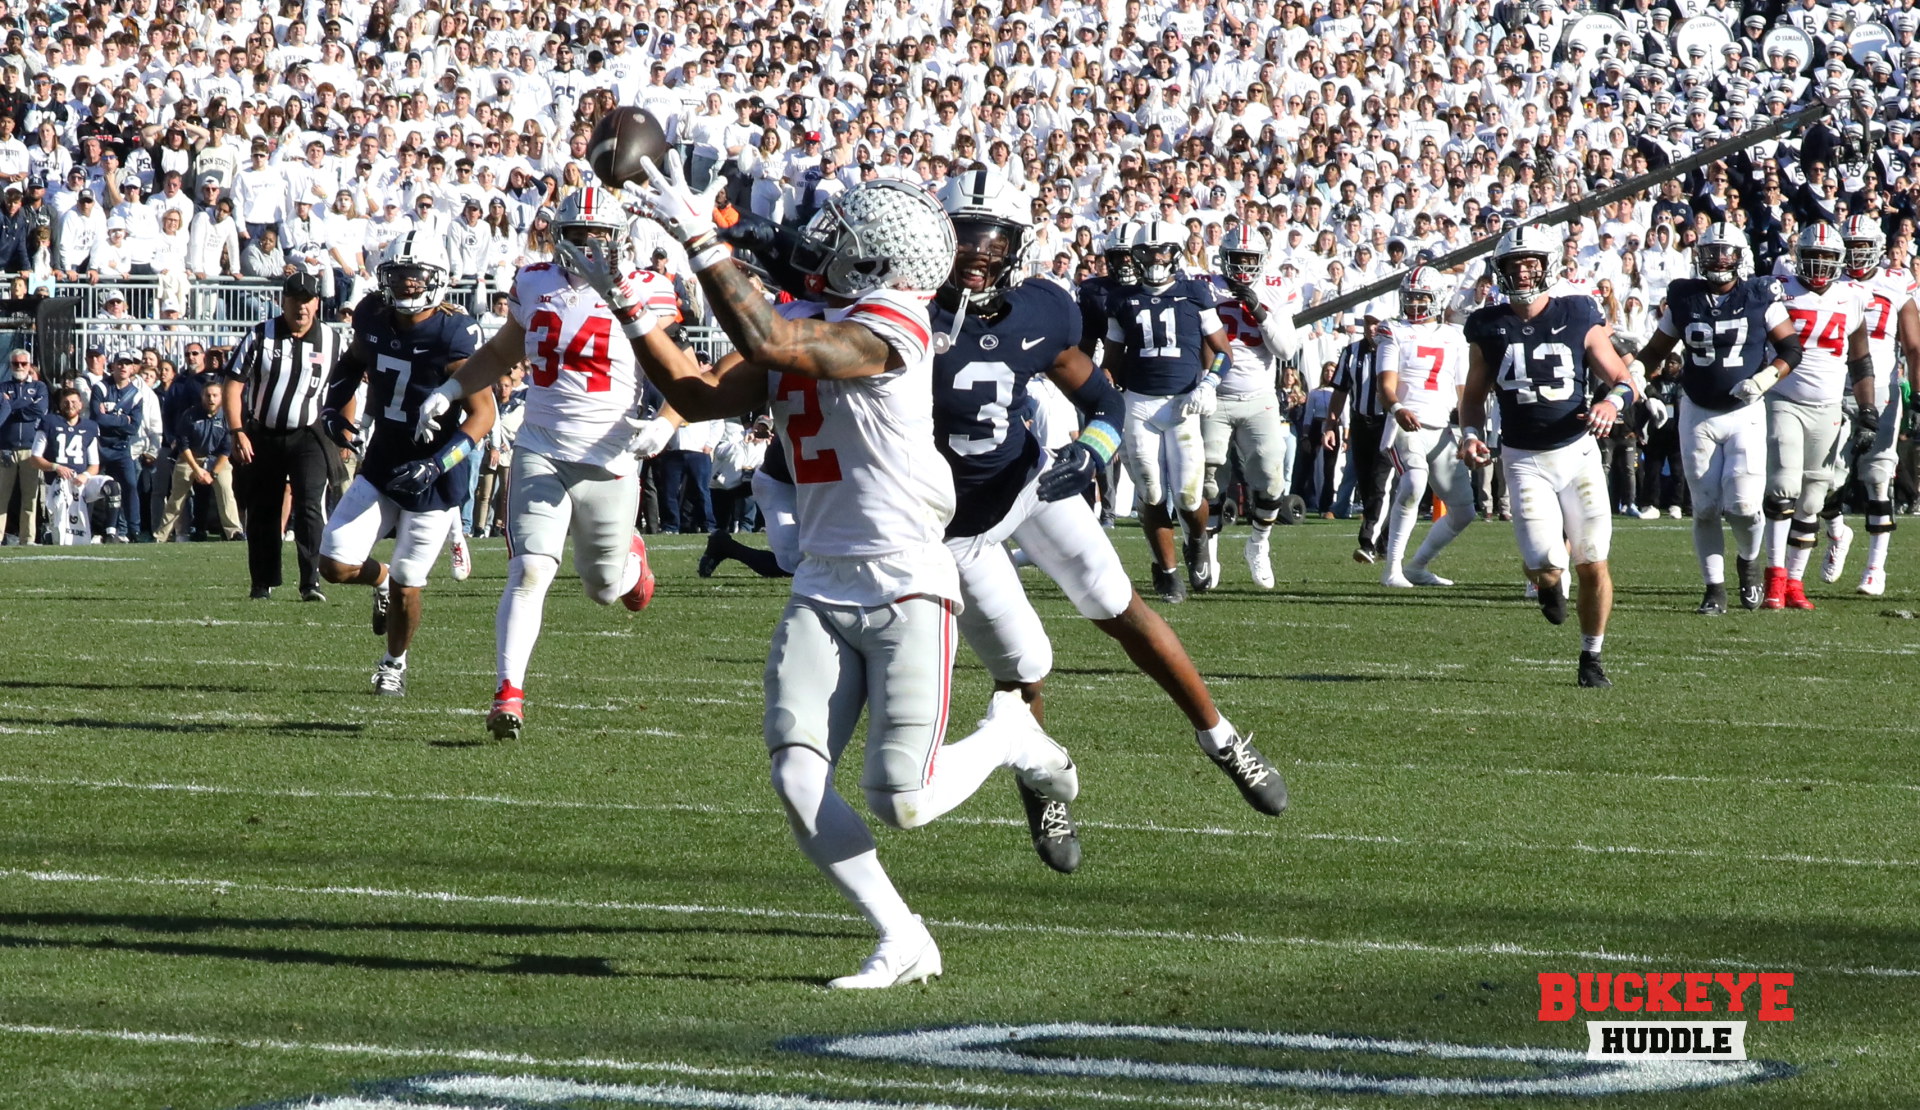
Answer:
[[588, 106, 669, 190]]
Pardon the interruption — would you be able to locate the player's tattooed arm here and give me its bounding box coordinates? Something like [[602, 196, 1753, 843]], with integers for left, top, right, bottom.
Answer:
[[630, 326, 768, 421], [696, 261, 898, 381]]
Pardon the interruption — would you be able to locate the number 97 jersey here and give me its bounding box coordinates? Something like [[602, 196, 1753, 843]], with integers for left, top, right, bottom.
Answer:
[[1375, 318, 1468, 428], [1464, 295, 1604, 451]]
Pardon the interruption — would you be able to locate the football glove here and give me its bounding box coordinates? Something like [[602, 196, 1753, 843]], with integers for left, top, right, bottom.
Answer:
[[1036, 440, 1103, 502], [385, 457, 444, 499], [414, 381, 461, 443], [1643, 396, 1671, 428], [627, 415, 677, 459], [1182, 377, 1219, 418], [319, 407, 356, 448], [636, 150, 722, 246], [1853, 403, 1881, 453], [1225, 278, 1260, 311]]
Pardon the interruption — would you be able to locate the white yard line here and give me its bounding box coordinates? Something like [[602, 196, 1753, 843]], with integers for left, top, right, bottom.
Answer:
[[1, 866, 1914, 978]]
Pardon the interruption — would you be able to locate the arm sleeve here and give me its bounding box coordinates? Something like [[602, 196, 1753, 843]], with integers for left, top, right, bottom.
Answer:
[[1763, 301, 1788, 329], [1063, 361, 1124, 431], [1654, 304, 1678, 338]]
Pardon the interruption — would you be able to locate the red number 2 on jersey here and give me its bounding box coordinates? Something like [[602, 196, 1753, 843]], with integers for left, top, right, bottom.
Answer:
[[1415, 345, 1445, 390], [527, 309, 613, 391], [779, 376, 842, 484], [1787, 308, 1848, 357]]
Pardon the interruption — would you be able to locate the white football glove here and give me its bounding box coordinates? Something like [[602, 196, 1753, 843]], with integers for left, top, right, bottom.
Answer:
[[1731, 366, 1781, 404], [635, 150, 722, 246], [1644, 396, 1672, 428], [627, 415, 677, 459], [414, 380, 462, 443], [1182, 377, 1219, 418]]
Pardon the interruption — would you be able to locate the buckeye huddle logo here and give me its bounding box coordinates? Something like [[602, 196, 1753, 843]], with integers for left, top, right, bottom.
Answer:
[[1538, 972, 1794, 1061]]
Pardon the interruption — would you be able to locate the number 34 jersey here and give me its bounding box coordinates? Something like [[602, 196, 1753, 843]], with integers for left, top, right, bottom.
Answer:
[[1375, 318, 1468, 428], [509, 262, 676, 475], [1773, 275, 1870, 405], [1464, 295, 1606, 452]]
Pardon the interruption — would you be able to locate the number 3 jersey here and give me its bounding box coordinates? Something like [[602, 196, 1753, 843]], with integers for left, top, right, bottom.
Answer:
[[1774, 274, 1870, 405], [1375, 318, 1469, 427], [1464, 295, 1605, 452], [349, 292, 483, 512], [509, 262, 676, 476], [929, 280, 1080, 539], [1656, 277, 1789, 411]]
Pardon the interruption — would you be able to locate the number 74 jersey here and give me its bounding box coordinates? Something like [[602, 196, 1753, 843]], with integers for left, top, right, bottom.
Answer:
[[1773, 274, 1870, 405], [1375, 318, 1468, 428]]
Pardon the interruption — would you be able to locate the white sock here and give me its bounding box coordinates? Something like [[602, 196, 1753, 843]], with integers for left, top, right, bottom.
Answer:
[[1867, 533, 1891, 570], [1251, 522, 1272, 540], [382, 651, 406, 668], [886, 719, 1017, 827], [376, 571, 390, 595], [1383, 479, 1419, 567], [1766, 518, 1790, 567], [497, 555, 557, 688], [1694, 515, 1725, 583], [1826, 515, 1848, 540], [1195, 714, 1236, 755], [1786, 544, 1812, 581], [1581, 635, 1604, 655], [1411, 505, 1470, 568]]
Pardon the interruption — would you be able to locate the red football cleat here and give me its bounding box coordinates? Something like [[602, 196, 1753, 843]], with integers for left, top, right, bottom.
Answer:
[[488, 682, 524, 742], [1761, 566, 1787, 610], [621, 533, 655, 611], [1783, 577, 1815, 610]]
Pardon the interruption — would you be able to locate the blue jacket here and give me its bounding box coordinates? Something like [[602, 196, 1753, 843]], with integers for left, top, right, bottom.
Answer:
[[0, 205, 29, 273], [0, 377, 47, 450], [88, 378, 143, 458]]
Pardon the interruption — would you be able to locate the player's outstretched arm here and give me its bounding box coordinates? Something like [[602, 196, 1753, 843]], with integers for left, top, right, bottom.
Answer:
[[697, 260, 899, 381], [629, 323, 769, 421], [1897, 299, 1920, 395]]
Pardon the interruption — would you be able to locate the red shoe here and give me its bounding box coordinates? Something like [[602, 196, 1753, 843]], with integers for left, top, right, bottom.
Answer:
[[1761, 566, 1786, 610], [621, 533, 656, 611], [1783, 577, 1815, 610], [488, 682, 524, 742]]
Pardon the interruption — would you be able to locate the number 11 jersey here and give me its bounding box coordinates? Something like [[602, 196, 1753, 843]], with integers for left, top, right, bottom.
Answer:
[[1464, 295, 1605, 452]]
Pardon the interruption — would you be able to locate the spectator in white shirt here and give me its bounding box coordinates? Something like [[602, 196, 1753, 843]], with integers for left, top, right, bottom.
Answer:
[[55, 189, 99, 279]]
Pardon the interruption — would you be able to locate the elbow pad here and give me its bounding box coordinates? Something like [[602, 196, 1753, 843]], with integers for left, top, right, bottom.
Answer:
[[1065, 365, 1126, 432], [1847, 354, 1874, 385], [1771, 333, 1803, 372]]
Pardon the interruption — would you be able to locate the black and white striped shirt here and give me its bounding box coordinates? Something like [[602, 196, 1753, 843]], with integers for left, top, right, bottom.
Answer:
[[227, 317, 342, 431], [1332, 335, 1387, 419]]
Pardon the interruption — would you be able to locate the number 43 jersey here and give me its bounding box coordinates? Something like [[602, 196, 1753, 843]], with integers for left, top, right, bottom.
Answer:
[[350, 292, 483, 511], [1464, 295, 1605, 452], [1656, 277, 1788, 411]]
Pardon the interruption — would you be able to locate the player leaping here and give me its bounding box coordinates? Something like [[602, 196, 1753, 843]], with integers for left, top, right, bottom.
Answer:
[[1375, 264, 1474, 589], [1460, 225, 1638, 688], [413, 186, 675, 740], [314, 233, 495, 697], [929, 171, 1289, 872]]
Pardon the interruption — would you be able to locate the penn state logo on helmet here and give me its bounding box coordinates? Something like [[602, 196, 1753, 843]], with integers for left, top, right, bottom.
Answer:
[[936, 168, 1031, 308], [790, 180, 957, 299], [378, 230, 451, 313], [1130, 219, 1184, 289], [1217, 226, 1267, 285], [1795, 223, 1845, 292], [1840, 214, 1885, 278], [1492, 223, 1555, 306]]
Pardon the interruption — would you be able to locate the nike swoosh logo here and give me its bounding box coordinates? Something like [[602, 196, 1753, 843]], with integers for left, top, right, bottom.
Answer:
[[1021, 337, 1045, 350], [1550, 326, 1565, 334]]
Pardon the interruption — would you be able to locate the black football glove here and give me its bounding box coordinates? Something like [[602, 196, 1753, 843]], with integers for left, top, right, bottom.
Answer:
[[1226, 278, 1258, 306], [1036, 440, 1103, 502], [1853, 403, 1881, 454], [319, 408, 356, 449], [385, 457, 445, 499]]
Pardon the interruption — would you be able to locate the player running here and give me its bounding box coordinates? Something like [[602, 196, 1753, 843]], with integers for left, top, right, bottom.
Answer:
[[1460, 225, 1638, 688], [1817, 216, 1920, 595], [413, 186, 674, 739], [1624, 224, 1799, 614], [1104, 220, 1232, 598], [930, 171, 1289, 872], [612, 161, 1079, 989], [1201, 226, 1303, 589], [314, 233, 495, 696], [1761, 224, 1871, 610], [1374, 264, 1474, 588]]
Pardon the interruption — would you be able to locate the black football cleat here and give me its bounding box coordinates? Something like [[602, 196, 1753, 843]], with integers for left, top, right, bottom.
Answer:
[[1017, 781, 1081, 874], [1152, 564, 1187, 603], [698, 532, 724, 578], [1695, 583, 1727, 615], [1737, 556, 1764, 610], [1537, 578, 1568, 625], [1208, 732, 1289, 816], [1184, 535, 1213, 593], [1577, 651, 1611, 688]]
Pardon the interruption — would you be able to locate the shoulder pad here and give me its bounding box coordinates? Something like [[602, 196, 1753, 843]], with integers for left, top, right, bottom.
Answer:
[[1756, 276, 1786, 302], [436, 302, 472, 318]]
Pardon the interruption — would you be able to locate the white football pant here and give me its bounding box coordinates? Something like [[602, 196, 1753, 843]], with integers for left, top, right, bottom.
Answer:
[[1122, 390, 1204, 513], [1381, 423, 1474, 569], [319, 476, 460, 588], [1501, 436, 1612, 571], [1679, 396, 1766, 582]]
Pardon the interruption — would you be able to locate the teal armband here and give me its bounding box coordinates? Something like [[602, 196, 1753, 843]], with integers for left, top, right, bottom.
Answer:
[[433, 432, 476, 471], [1077, 419, 1120, 463], [1207, 352, 1228, 379], [1604, 382, 1632, 409]]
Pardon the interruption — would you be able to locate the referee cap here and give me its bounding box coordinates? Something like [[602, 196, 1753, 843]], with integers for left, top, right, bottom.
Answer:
[[283, 270, 323, 299]]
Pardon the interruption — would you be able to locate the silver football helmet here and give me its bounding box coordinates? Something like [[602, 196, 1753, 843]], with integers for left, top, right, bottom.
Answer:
[[1217, 226, 1267, 284], [1130, 219, 1184, 289], [791, 180, 957, 299], [1841, 214, 1885, 278], [936, 168, 1032, 307], [1400, 264, 1450, 323], [552, 185, 632, 285], [1491, 224, 1556, 306], [1694, 223, 1746, 284]]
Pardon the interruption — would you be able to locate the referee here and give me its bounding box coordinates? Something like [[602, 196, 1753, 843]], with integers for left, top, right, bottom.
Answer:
[[222, 270, 343, 601], [1325, 309, 1393, 564]]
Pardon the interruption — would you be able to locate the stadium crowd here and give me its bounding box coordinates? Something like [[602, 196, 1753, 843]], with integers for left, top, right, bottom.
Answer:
[[3, 0, 1920, 548]]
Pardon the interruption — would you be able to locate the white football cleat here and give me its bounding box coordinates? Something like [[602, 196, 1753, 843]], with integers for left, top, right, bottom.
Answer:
[[1821, 521, 1853, 583], [828, 918, 942, 989], [449, 529, 472, 581], [1523, 579, 1539, 600], [1858, 566, 1886, 596], [1634, 505, 1660, 520], [1244, 528, 1274, 589], [1405, 566, 1453, 586], [1380, 566, 1414, 588], [984, 690, 1077, 803], [1668, 505, 1682, 519]]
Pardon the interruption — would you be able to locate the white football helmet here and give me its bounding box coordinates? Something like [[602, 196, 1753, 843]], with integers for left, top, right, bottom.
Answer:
[[1400, 264, 1450, 323], [1217, 226, 1267, 284], [552, 185, 633, 283], [1795, 223, 1845, 292], [1104, 224, 1140, 284], [1694, 223, 1746, 284], [379, 230, 451, 313], [1492, 223, 1556, 306], [791, 180, 957, 298], [937, 168, 1032, 306], [1131, 219, 1184, 289], [1841, 214, 1885, 278]]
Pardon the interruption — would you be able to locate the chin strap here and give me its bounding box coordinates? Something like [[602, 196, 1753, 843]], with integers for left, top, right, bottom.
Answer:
[[944, 292, 970, 347]]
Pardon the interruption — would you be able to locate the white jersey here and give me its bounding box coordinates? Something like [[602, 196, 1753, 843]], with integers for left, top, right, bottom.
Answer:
[[1207, 272, 1302, 396], [507, 262, 678, 475], [1775, 274, 1870, 405], [1854, 264, 1917, 407], [770, 291, 959, 608], [1375, 317, 1469, 428]]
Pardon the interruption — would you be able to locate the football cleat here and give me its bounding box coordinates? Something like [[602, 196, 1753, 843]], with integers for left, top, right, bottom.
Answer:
[[1405, 566, 1453, 586], [371, 581, 390, 636], [249, 586, 272, 600], [1352, 544, 1378, 564], [1859, 566, 1887, 596], [828, 917, 942, 989], [1017, 781, 1081, 874], [1537, 576, 1568, 625], [371, 659, 406, 697], [1737, 557, 1765, 610], [1152, 564, 1187, 603], [1783, 577, 1814, 610], [449, 530, 472, 581], [1208, 731, 1289, 816], [1635, 505, 1661, 520], [698, 532, 724, 578], [1185, 534, 1212, 593], [1761, 566, 1786, 609], [621, 534, 656, 611], [488, 684, 525, 742], [1244, 529, 1274, 589], [1821, 521, 1853, 582], [1668, 505, 1682, 519], [1577, 651, 1611, 688], [1695, 583, 1728, 615], [300, 586, 327, 603], [1381, 567, 1415, 588]]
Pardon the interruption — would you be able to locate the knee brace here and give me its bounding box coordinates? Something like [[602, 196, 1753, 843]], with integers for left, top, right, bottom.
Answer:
[[1787, 518, 1819, 549], [1763, 496, 1796, 521], [1206, 498, 1226, 535], [1819, 488, 1846, 520], [1866, 499, 1897, 535], [1250, 493, 1285, 528]]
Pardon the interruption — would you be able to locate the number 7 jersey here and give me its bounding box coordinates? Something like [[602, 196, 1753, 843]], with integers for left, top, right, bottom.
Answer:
[[1375, 317, 1468, 428], [1463, 295, 1605, 451]]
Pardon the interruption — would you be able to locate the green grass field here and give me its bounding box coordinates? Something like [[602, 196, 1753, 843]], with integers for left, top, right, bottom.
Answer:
[[1, 517, 1916, 1110]]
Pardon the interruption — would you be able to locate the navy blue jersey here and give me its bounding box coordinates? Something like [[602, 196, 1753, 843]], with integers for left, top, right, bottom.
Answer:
[[1463, 296, 1606, 451], [1106, 277, 1220, 396], [35, 415, 98, 472], [1076, 274, 1129, 356], [931, 280, 1081, 538], [1663, 276, 1786, 411], [349, 293, 483, 512]]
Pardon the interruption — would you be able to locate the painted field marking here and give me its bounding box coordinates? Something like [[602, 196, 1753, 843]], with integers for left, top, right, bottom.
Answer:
[[3, 866, 1916, 979]]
